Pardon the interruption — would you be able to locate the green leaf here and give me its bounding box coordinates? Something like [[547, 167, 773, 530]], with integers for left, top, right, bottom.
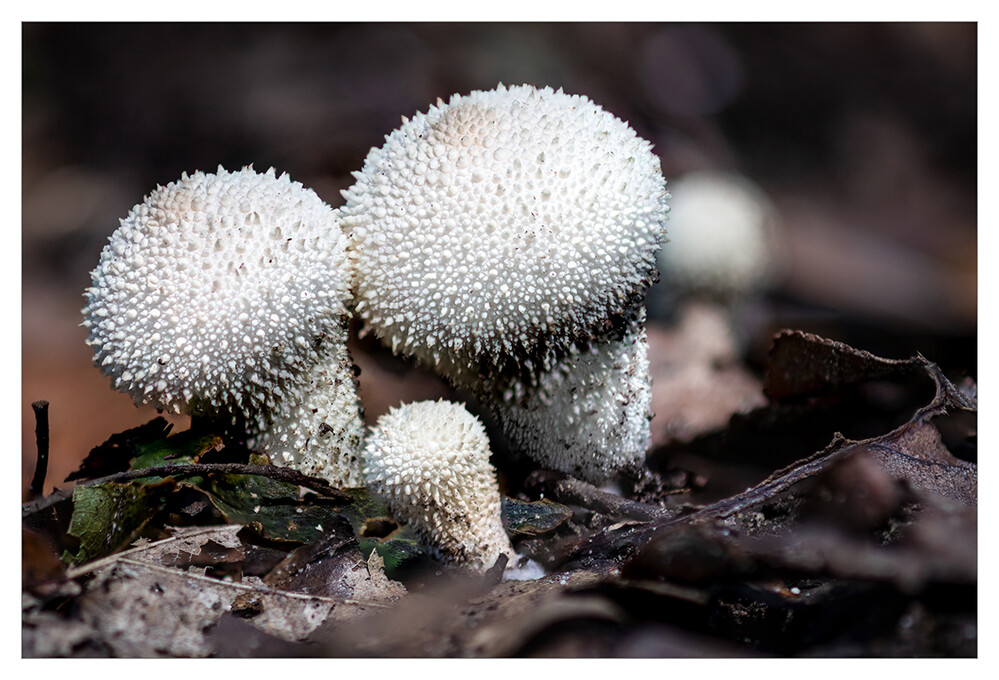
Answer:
[[63, 480, 174, 566], [337, 488, 429, 577], [66, 418, 174, 482], [337, 487, 393, 534], [67, 418, 224, 485], [195, 473, 346, 545], [502, 497, 573, 536], [130, 429, 223, 471], [358, 534, 429, 576]]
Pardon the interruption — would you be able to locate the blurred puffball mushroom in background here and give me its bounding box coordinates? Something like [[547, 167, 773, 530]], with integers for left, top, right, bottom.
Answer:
[[642, 171, 783, 448], [362, 399, 517, 573], [655, 170, 781, 303]]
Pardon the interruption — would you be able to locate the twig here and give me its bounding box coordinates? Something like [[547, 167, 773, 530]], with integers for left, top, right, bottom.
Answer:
[[28, 400, 50, 500], [670, 353, 971, 525], [680, 433, 855, 523], [74, 462, 354, 500], [84, 555, 392, 608], [558, 435, 864, 565], [21, 461, 352, 518], [63, 525, 237, 579], [65, 525, 392, 607], [527, 470, 674, 522]]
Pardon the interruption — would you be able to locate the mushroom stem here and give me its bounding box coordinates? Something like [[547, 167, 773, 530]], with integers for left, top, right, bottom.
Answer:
[[477, 307, 653, 485], [249, 323, 367, 488]]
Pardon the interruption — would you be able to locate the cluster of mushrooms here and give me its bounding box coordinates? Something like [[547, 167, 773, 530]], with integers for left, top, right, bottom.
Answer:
[[82, 84, 670, 575]]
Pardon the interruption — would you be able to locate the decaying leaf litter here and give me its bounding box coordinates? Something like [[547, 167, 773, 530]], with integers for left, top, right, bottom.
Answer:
[[23, 327, 976, 657]]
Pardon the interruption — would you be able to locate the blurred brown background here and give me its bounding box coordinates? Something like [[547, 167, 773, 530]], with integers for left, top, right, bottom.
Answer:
[[22, 22, 977, 500]]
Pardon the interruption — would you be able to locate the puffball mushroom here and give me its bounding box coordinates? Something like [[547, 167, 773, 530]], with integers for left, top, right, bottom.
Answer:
[[341, 83, 668, 385], [656, 170, 777, 298], [481, 309, 652, 485], [82, 166, 361, 451], [362, 399, 515, 572]]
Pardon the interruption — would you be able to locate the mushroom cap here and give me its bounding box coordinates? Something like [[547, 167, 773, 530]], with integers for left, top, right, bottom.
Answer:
[[342, 84, 668, 382], [481, 308, 652, 485], [362, 399, 514, 572], [249, 324, 367, 488], [82, 166, 352, 429], [657, 170, 777, 297]]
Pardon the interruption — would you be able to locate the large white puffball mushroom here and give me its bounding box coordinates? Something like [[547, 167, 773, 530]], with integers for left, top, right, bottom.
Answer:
[[82, 166, 353, 432], [481, 310, 652, 485], [362, 400, 515, 572], [249, 327, 366, 487], [342, 83, 668, 383], [657, 171, 777, 297]]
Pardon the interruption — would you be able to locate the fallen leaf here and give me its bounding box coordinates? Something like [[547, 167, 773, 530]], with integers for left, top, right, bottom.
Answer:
[[501, 497, 573, 536], [63, 479, 175, 566]]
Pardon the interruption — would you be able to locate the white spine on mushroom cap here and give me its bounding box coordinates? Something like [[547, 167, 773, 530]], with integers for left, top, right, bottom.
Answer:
[[657, 170, 777, 297], [362, 400, 515, 572], [481, 309, 652, 485], [341, 83, 668, 382], [249, 324, 366, 487], [81, 166, 353, 432]]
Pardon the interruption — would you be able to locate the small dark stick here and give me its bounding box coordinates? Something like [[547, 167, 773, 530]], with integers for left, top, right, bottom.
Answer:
[[29, 400, 50, 499]]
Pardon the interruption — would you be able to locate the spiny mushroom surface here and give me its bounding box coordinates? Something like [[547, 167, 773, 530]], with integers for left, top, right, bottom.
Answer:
[[82, 166, 354, 433], [362, 399, 515, 572], [341, 83, 668, 384], [480, 309, 653, 485], [248, 326, 366, 487]]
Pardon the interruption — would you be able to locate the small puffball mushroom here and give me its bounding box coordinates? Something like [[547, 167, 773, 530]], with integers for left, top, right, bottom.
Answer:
[[362, 399, 515, 572], [248, 326, 366, 487], [342, 83, 668, 384], [656, 170, 778, 298], [82, 166, 355, 436], [481, 309, 652, 485]]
